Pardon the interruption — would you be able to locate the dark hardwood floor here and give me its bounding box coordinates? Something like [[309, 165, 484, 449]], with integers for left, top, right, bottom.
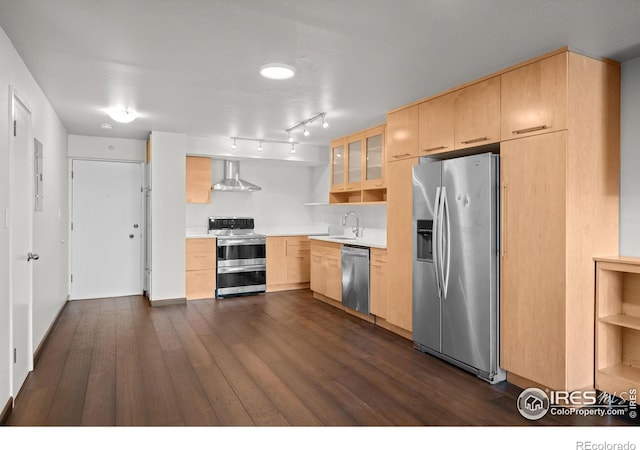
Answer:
[[6, 290, 634, 426]]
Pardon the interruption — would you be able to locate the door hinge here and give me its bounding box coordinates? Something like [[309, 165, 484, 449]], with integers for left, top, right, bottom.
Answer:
[[13, 120, 17, 137], [71, 222, 73, 231], [71, 171, 74, 179], [70, 274, 73, 283], [13, 348, 16, 364]]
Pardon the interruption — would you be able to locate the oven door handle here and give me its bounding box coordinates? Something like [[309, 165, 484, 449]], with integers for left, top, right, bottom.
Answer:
[[217, 239, 266, 246], [217, 265, 266, 274]]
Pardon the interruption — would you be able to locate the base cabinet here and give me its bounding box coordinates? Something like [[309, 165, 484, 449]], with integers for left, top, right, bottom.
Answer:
[[185, 238, 216, 300], [266, 236, 310, 292], [310, 240, 342, 302], [595, 257, 640, 397], [369, 248, 388, 319]]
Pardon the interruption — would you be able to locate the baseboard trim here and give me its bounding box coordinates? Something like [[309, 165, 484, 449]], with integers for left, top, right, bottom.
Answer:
[[0, 397, 12, 425], [373, 317, 412, 341], [147, 297, 187, 307], [267, 282, 310, 293], [34, 299, 69, 367]]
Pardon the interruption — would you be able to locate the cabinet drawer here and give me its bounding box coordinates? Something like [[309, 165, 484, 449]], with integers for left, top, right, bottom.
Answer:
[[186, 238, 215, 254], [186, 252, 216, 271], [186, 269, 216, 300], [286, 240, 310, 256], [371, 247, 388, 263]]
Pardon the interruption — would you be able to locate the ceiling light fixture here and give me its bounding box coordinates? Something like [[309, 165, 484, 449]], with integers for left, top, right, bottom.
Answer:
[[230, 136, 299, 152], [107, 108, 138, 123], [285, 112, 328, 140], [100, 123, 113, 129], [288, 131, 294, 143], [291, 143, 296, 154], [259, 63, 296, 80]]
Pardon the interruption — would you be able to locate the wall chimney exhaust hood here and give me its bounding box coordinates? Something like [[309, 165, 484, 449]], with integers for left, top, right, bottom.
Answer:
[[212, 160, 261, 192]]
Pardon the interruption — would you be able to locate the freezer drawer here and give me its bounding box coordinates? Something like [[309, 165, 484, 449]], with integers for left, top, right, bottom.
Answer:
[[341, 245, 370, 315]]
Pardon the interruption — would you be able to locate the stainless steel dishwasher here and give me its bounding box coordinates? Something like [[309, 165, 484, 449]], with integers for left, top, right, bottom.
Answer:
[[341, 245, 370, 315]]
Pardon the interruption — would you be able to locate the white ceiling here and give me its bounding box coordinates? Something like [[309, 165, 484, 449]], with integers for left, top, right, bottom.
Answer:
[[1, 0, 640, 149]]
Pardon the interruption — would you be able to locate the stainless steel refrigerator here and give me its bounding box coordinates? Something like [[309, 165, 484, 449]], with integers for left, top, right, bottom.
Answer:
[[412, 152, 505, 384]]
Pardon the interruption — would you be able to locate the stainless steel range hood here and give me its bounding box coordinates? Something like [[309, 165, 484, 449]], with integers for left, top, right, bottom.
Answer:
[[212, 160, 262, 192]]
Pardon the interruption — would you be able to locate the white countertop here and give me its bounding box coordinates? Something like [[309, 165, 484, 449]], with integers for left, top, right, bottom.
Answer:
[[309, 235, 387, 249], [186, 225, 330, 238]]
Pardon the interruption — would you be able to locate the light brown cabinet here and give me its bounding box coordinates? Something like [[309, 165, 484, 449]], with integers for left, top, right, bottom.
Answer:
[[418, 93, 455, 155], [329, 124, 386, 204], [386, 104, 419, 161], [185, 238, 216, 300], [385, 157, 417, 332], [595, 257, 640, 398], [266, 236, 310, 292], [330, 138, 346, 192], [500, 52, 620, 392], [454, 76, 501, 150], [186, 156, 211, 203], [501, 52, 568, 140], [369, 248, 388, 319], [310, 240, 342, 302]]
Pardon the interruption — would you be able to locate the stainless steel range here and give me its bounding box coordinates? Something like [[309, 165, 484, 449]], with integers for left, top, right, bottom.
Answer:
[[208, 217, 266, 297]]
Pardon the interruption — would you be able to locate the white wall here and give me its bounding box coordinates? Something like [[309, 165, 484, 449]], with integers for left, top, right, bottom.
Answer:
[[0, 27, 69, 406], [620, 56, 640, 256], [186, 159, 316, 229], [68, 134, 146, 162], [150, 131, 186, 302]]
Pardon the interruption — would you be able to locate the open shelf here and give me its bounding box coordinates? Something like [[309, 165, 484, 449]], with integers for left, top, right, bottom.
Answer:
[[595, 257, 640, 395], [600, 314, 640, 331]]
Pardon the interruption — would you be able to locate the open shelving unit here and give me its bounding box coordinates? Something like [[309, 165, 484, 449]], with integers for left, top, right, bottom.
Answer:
[[595, 256, 640, 396]]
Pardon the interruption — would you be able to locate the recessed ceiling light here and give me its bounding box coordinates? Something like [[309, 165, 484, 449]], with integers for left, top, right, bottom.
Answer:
[[107, 109, 138, 123], [259, 63, 296, 80], [100, 123, 113, 129]]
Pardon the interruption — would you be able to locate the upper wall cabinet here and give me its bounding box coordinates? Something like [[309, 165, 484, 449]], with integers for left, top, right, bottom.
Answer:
[[386, 104, 419, 161], [186, 156, 211, 203], [362, 124, 386, 190], [330, 138, 346, 193], [454, 76, 501, 150], [346, 132, 363, 191], [418, 92, 455, 156], [329, 124, 387, 204], [501, 52, 568, 140]]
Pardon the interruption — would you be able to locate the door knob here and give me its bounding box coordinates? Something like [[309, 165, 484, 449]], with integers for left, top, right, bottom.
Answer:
[[129, 234, 134, 239], [27, 252, 40, 261], [133, 224, 139, 228]]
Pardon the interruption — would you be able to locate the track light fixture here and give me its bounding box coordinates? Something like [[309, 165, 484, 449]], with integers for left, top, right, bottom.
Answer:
[[291, 143, 296, 154], [285, 112, 328, 140], [230, 136, 299, 152]]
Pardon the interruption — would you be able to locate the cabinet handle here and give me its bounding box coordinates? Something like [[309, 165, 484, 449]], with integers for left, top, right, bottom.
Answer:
[[501, 185, 508, 259], [512, 124, 549, 135], [460, 137, 490, 145], [422, 145, 447, 152], [392, 153, 411, 158]]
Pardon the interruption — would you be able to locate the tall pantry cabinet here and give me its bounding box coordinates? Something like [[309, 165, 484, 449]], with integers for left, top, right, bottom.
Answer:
[[499, 51, 620, 391]]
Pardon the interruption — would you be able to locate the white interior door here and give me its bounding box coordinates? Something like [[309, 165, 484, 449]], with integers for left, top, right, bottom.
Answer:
[[71, 160, 144, 299], [10, 90, 34, 397]]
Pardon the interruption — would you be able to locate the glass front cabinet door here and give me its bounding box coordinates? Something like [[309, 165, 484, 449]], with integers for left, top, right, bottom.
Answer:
[[346, 133, 363, 191], [330, 138, 346, 192], [363, 125, 385, 189]]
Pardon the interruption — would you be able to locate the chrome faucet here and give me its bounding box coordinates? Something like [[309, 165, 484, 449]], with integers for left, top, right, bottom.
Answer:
[[341, 211, 361, 238]]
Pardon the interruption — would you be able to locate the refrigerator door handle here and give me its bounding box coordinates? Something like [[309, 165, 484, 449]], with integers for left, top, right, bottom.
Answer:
[[432, 186, 442, 299], [441, 187, 451, 299]]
